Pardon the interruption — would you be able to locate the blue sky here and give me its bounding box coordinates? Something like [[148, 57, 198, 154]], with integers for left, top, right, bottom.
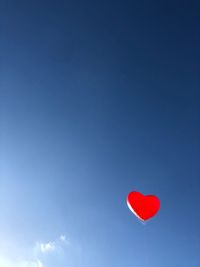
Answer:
[[1, 1, 200, 266]]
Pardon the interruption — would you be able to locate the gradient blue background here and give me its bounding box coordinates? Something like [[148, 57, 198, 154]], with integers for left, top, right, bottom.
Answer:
[[1, 1, 200, 266]]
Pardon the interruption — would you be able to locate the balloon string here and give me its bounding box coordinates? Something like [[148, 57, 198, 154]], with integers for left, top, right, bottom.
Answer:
[[143, 222, 148, 267]]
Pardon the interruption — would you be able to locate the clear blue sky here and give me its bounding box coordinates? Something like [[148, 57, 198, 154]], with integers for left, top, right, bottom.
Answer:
[[1, 1, 200, 266]]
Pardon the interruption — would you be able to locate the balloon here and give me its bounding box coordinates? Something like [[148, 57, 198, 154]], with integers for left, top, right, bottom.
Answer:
[[127, 191, 160, 221]]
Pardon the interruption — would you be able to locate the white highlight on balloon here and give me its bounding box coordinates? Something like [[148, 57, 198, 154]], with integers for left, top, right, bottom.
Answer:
[[126, 199, 144, 222]]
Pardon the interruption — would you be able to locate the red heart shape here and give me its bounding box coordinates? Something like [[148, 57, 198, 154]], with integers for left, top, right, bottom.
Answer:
[[127, 191, 160, 221]]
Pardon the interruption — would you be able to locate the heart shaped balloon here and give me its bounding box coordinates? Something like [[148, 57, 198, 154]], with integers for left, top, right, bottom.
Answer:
[[127, 191, 160, 221]]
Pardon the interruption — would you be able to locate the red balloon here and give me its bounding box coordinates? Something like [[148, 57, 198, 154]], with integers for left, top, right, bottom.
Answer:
[[127, 191, 160, 221]]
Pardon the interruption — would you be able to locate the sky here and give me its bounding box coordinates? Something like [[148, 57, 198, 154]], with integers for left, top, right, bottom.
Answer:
[[1, 0, 200, 266]]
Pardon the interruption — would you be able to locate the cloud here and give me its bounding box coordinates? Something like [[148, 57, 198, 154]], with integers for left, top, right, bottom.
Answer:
[[0, 256, 43, 267], [59, 235, 71, 246], [0, 234, 69, 267], [19, 260, 43, 267], [36, 234, 69, 254], [60, 235, 66, 242], [40, 242, 56, 253]]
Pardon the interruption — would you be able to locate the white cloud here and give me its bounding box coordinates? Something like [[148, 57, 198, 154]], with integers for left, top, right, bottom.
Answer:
[[37, 234, 70, 254], [40, 242, 56, 253], [0, 234, 69, 267], [60, 235, 66, 242], [20, 259, 43, 267], [0, 256, 43, 267], [37, 260, 43, 267], [59, 235, 71, 246]]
